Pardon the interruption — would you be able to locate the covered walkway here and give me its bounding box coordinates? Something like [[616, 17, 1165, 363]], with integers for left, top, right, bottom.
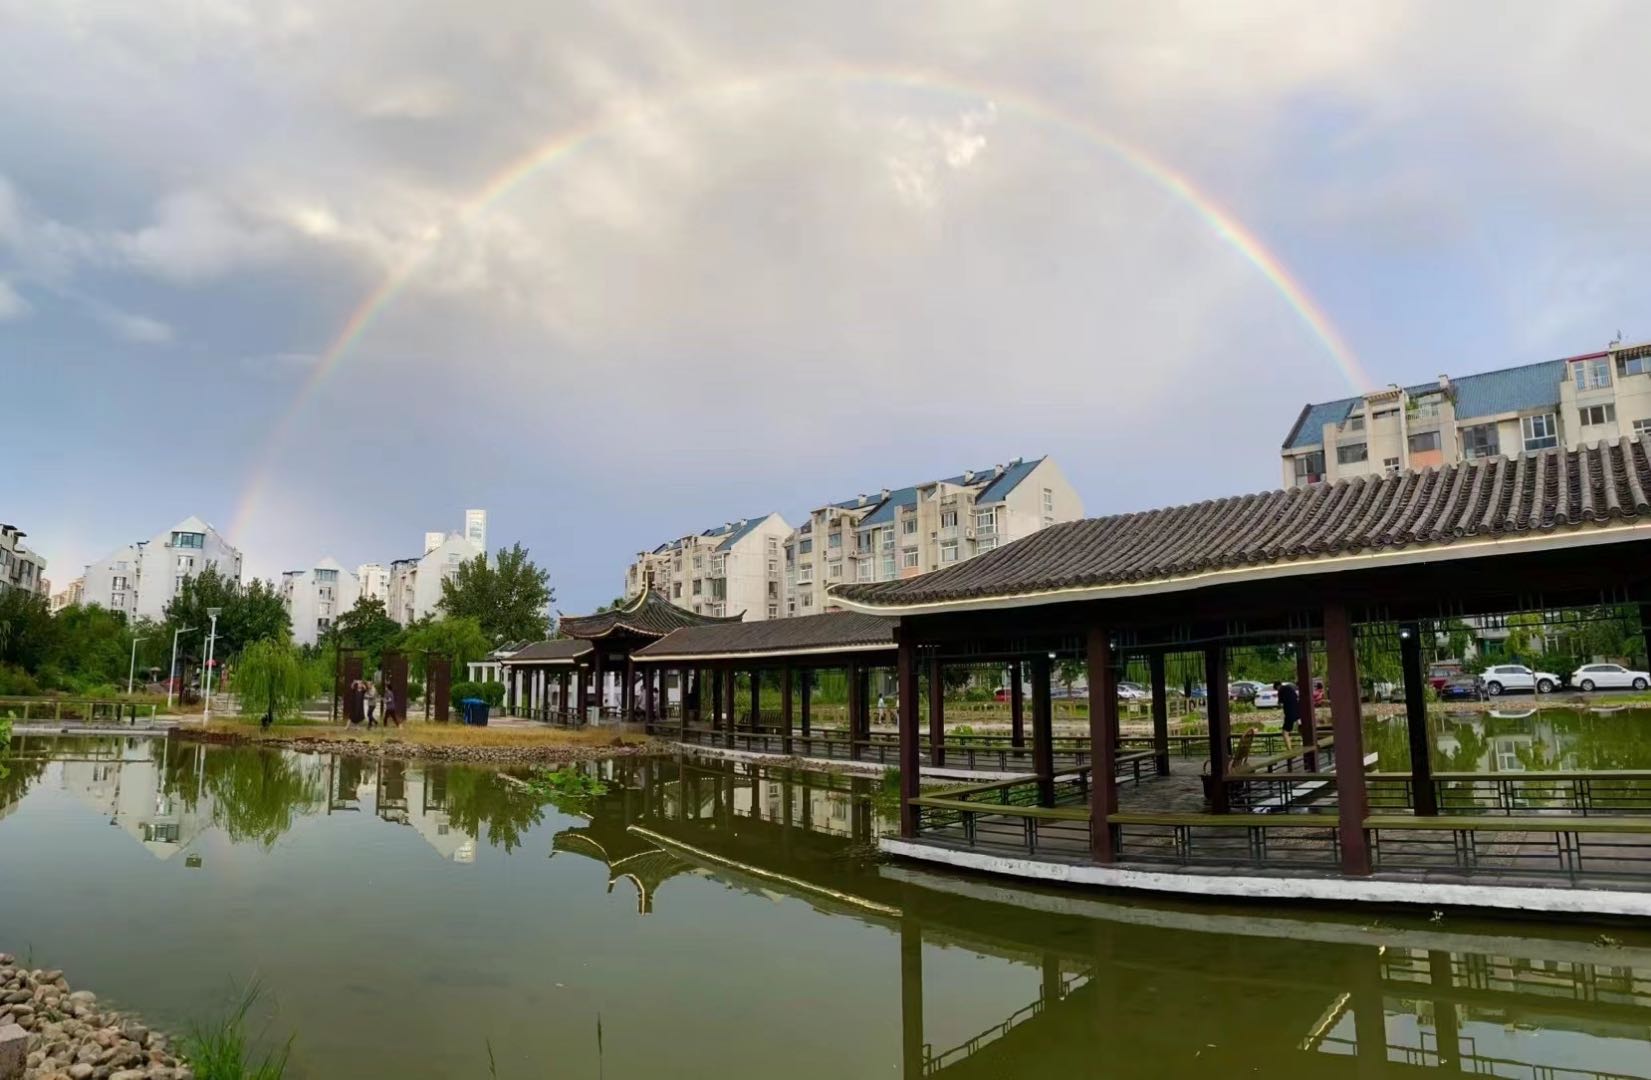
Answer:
[[830, 439, 1651, 908]]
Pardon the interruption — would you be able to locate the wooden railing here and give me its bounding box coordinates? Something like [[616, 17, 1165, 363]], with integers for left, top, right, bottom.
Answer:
[[910, 772, 1093, 857], [1109, 811, 1344, 869], [0, 698, 159, 723], [1359, 771, 1651, 817], [1366, 815, 1651, 881]]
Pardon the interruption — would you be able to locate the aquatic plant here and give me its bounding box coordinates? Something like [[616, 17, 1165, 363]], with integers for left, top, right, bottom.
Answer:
[[182, 981, 293, 1080], [525, 767, 608, 802]]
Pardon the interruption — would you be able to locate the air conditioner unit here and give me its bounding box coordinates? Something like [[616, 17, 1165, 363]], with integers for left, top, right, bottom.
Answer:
[[965, 528, 975, 540]]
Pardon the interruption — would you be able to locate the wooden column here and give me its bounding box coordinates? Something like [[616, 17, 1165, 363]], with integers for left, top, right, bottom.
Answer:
[[800, 669, 812, 736], [1325, 602, 1372, 875], [623, 658, 636, 721], [591, 651, 604, 720], [858, 665, 873, 747], [1428, 950, 1461, 1070], [723, 668, 737, 748], [1205, 644, 1231, 814], [710, 666, 723, 731], [781, 665, 794, 756], [576, 664, 588, 723], [897, 635, 921, 837], [1400, 623, 1437, 816], [1031, 654, 1055, 807], [899, 914, 925, 1079], [1088, 627, 1118, 862], [927, 656, 945, 768], [1009, 660, 1025, 748], [559, 670, 570, 723], [1148, 650, 1170, 777], [847, 659, 863, 760], [1642, 602, 1651, 674], [1297, 640, 1318, 772]]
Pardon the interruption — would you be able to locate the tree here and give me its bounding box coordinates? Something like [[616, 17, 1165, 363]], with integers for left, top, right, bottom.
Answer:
[[233, 639, 315, 721], [438, 543, 553, 642], [325, 595, 403, 672], [0, 588, 56, 673], [399, 616, 491, 678], [163, 566, 293, 664]]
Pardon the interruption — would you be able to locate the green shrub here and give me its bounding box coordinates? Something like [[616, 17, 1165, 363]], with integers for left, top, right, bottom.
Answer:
[[0, 664, 42, 696], [449, 680, 505, 708]]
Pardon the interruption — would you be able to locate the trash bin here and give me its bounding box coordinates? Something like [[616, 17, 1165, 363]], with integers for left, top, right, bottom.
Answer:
[[460, 697, 489, 726]]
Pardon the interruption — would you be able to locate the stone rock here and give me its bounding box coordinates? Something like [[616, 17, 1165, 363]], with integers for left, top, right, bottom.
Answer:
[[70, 1064, 94, 1079], [109, 1069, 147, 1080], [2, 992, 28, 1006], [68, 992, 96, 1006], [5, 1024, 36, 1074]]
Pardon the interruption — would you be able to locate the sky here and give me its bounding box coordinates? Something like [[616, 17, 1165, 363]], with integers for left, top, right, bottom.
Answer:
[[4, 1, 1650, 615]]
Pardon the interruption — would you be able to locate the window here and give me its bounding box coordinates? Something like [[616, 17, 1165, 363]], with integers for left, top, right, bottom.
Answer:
[[939, 509, 958, 529], [1336, 442, 1368, 465], [939, 541, 959, 564], [1344, 414, 1365, 431], [1042, 488, 1054, 514], [1382, 457, 1400, 473], [974, 509, 997, 534], [692, 578, 702, 596], [881, 555, 895, 579], [315, 568, 338, 583], [798, 539, 813, 555], [1620, 352, 1651, 378], [177, 555, 194, 571], [828, 561, 842, 579], [856, 531, 875, 554], [1522, 413, 1558, 450], [111, 591, 125, 607], [1574, 358, 1613, 391], [1412, 395, 1443, 419], [693, 555, 703, 569], [767, 604, 778, 619], [1580, 403, 1616, 426], [171, 531, 204, 549], [902, 518, 917, 535], [673, 582, 682, 598], [1635, 419, 1651, 438], [828, 532, 842, 549], [1372, 407, 1399, 422], [1462, 423, 1499, 459], [1407, 430, 1440, 453], [902, 549, 919, 568], [767, 580, 778, 598], [800, 593, 813, 609], [1292, 451, 1325, 481]]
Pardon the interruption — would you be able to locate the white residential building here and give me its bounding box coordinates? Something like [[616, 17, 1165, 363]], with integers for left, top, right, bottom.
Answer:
[[624, 513, 792, 621], [81, 515, 242, 622], [785, 456, 1082, 616], [50, 577, 84, 612], [281, 557, 360, 646], [0, 523, 48, 598], [465, 509, 488, 553], [356, 563, 389, 604], [387, 533, 483, 626]]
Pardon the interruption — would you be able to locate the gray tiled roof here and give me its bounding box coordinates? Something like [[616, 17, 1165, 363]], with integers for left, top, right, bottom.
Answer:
[[504, 639, 593, 664], [560, 590, 742, 640], [633, 611, 897, 660], [832, 439, 1651, 610]]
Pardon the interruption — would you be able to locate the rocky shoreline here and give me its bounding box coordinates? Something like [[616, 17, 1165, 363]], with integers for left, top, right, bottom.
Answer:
[[177, 728, 654, 765], [0, 956, 187, 1080]]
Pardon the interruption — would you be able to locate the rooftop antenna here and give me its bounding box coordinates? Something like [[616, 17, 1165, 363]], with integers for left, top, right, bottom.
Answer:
[[1610, 330, 1623, 348]]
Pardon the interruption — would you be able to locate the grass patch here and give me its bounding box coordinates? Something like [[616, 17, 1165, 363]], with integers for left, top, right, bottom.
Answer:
[[183, 982, 292, 1080]]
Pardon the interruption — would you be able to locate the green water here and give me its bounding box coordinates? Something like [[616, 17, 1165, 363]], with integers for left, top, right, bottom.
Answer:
[[4, 735, 1651, 1078], [1366, 705, 1651, 772]]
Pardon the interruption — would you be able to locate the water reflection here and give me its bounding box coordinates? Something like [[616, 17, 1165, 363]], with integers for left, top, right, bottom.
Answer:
[[3, 738, 1651, 1078], [1368, 705, 1651, 774]]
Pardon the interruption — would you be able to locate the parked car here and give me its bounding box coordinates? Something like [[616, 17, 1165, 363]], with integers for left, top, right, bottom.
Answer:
[[1570, 663, 1651, 692], [1117, 681, 1149, 702], [1427, 661, 1465, 692], [1187, 684, 1209, 702], [1437, 674, 1486, 701], [1228, 680, 1264, 702], [1253, 684, 1279, 708], [1480, 663, 1561, 696]]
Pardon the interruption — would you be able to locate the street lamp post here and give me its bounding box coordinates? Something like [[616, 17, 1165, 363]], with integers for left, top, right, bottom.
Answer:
[[202, 608, 222, 724], [127, 634, 150, 695], [166, 625, 196, 711]]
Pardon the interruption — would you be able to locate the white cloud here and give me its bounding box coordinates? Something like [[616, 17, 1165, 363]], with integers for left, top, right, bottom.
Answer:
[[0, 279, 29, 321], [98, 308, 174, 344], [115, 190, 289, 284]]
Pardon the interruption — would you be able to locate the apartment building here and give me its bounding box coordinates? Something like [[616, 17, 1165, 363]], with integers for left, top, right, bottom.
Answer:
[[50, 577, 84, 612], [1281, 340, 1651, 488], [0, 523, 48, 597], [356, 563, 389, 604], [624, 513, 791, 620], [787, 456, 1081, 617], [81, 515, 243, 622], [281, 557, 360, 646]]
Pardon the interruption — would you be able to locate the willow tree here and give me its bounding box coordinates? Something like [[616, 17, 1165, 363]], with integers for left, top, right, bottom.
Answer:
[[234, 638, 313, 722]]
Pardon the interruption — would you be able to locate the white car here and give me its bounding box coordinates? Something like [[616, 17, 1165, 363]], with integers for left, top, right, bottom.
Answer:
[[1480, 664, 1561, 696], [1117, 682, 1149, 701], [1253, 685, 1280, 708], [1571, 663, 1651, 692]]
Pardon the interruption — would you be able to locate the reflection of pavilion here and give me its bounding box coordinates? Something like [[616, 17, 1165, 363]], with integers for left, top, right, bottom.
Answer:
[[894, 868, 1651, 1078], [326, 756, 478, 862], [56, 738, 210, 859]]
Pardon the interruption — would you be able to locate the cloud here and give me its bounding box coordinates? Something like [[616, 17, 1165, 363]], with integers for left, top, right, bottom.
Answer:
[[239, 351, 320, 378], [0, 279, 29, 321], [97, 308, 174, 344], [115, 190, 290, 284]]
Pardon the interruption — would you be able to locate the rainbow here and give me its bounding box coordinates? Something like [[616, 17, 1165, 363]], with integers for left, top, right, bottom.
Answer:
[[230, 67, 1372, 542]]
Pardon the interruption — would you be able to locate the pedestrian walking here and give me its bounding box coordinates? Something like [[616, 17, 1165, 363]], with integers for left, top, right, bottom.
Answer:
[[383, 685, 400, 728], [1277, 681, 1301, 749], [365, 681, 379, 728]]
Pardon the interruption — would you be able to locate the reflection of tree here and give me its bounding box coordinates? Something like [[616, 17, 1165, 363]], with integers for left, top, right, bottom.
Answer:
[[445, 768, 545, 853], [203, 748, 321, 848], [0, 751, 47, 809]]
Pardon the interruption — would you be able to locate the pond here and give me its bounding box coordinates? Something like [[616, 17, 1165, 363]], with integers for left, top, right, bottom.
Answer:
[[1366, 704, 1651, 772], [4, 735, 1651, 1078]]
